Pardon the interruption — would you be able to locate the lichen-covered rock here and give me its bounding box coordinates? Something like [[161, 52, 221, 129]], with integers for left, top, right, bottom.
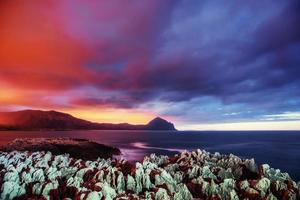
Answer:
[[3, 171, 19, 183], [254, 177, 270, 196], [0, 149, 299, 200], [116, 172, 125, 193], [85, 191, 102, 200], [155, 188, 170, 200], [1, 181, 26, 200], [135, 162, 144, 194], [174, 184, 193, 200], [127, 174, 136, 192], [98, 183, 116, 200], [142, 171, 153, 190], [266, 193, 278, 200]]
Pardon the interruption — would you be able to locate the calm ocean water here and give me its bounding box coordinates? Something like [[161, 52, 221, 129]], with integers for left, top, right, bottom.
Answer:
[[0, 130, 299, 181]]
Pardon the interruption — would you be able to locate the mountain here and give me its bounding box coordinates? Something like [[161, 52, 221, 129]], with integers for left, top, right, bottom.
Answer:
[[0, 110, 177, 131], [146, 117, 176, 130], [0, 110, 93, 130]]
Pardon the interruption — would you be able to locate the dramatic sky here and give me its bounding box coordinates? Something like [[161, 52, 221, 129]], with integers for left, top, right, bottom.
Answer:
[[0, 0, 300, 130]]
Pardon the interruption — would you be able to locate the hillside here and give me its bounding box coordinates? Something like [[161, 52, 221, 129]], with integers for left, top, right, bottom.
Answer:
[[0, 110, 176, 131]]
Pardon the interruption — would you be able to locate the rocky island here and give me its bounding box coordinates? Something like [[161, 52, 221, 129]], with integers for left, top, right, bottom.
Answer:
[[0, 141, 299, 199]]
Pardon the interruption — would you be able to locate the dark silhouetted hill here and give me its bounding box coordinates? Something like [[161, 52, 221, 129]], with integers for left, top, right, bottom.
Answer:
[[0, 110, 177, 131], [146, 117, 176, 130]]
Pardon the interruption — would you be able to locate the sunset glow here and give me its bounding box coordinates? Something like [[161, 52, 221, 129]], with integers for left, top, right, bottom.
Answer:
[[64, 108, 154, 125], [0, 0, 299, 130]]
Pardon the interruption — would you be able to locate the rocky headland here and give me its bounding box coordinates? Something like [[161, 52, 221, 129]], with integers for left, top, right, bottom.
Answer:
[[0, 138, 121, 160], [1, 146, 299, 199]]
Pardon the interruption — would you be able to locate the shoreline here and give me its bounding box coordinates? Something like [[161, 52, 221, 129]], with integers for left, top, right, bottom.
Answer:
[[0, 138, 121, 160]]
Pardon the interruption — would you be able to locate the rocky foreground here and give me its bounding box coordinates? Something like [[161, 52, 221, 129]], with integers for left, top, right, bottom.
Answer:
[[0, 150, 300, 200]]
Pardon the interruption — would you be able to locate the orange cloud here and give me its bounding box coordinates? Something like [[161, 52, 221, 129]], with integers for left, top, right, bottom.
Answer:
[[64, 108, 154, 124], [0, 1, 92, 90]]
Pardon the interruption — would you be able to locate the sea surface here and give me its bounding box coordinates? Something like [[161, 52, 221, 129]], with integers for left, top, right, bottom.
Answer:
[[0, 130, 299, 181]]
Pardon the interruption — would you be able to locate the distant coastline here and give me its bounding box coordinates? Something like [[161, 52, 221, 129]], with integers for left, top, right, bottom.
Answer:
[[0, 110, 176, 131]]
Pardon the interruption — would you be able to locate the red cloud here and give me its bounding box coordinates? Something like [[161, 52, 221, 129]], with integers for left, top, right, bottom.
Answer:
[[0, 0, 175, 111]]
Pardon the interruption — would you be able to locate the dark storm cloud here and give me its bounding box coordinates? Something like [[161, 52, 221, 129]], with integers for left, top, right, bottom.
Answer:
[[75, 0, 300, 121], [255, 1, 300, 54], [150, 1, 300, 101]]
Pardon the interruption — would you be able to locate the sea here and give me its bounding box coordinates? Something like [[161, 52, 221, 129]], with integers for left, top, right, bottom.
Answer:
[[0, 130, 299, 181]]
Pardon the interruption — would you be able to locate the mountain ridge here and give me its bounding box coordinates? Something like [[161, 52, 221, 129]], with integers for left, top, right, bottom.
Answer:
[[0, 110, 177, 131]]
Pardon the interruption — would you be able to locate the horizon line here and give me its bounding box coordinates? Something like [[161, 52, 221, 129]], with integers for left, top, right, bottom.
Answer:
[[1, 109, 300, 131]]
